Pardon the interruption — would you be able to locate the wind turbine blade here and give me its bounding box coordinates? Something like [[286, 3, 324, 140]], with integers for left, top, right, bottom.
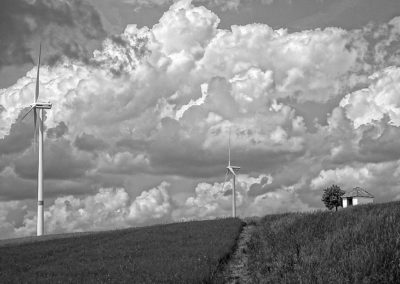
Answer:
[[228, 127, 231, 167], [228, 167, 236, 176], [20, 106, 34, 121], [34, 108, 37, 132], [35, 43, 42, 103], [222, 171, 229, 192]]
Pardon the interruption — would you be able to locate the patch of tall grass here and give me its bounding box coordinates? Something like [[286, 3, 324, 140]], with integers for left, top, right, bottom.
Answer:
[[247, 202, 400, 283]]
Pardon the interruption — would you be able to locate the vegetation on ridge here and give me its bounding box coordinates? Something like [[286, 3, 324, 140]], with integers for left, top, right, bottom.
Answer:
[[2, 201, 400, 283], [247, 201, 400, 283], [322, 184, 345, 211]]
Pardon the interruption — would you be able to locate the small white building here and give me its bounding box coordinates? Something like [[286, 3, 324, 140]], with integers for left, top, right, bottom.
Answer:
[[342, 187, 374, 208]]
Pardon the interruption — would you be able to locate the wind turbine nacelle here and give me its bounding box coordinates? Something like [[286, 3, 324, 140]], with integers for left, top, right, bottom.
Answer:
[[34, 102, 52, 109], [227, 165, 240, 175]]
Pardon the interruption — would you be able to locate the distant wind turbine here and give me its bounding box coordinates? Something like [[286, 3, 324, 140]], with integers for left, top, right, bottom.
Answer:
[[222, 129, 240, 218], [21, 44, 52, 236]]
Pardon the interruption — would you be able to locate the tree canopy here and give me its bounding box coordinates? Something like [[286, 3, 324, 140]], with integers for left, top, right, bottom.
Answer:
[[322, 184, 345, 211]]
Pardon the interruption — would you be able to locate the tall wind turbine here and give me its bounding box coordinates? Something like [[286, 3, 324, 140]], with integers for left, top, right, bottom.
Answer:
[[224, 129, 240, 218], [21, 44, 52, 236]]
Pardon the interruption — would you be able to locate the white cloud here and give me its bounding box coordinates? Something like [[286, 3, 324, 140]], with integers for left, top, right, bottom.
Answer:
[[175, 82, 208, 119], [310, 161, 400, 195], [310, 165, 372, 190], [128, 181, 171, 221], [152, 0, 220, 56], [0, 182, 172, 238], [172, 174, 312, 220], [340, 66, 400, 128], [198, 25, 362, 103], [0, 0, 364, 148], [2, 0, 400, 238]]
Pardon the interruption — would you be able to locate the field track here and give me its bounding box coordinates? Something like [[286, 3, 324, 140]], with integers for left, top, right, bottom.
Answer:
[[220, 221, 256, 283]]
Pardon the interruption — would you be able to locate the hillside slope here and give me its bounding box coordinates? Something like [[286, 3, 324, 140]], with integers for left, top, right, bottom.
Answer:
[[0, 218, 242, 283], [247, 201, 400, 283]]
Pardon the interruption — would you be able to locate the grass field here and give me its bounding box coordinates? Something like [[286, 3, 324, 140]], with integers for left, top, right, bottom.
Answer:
[[247, 201, 400, 283], [0, 218, 243, 283]]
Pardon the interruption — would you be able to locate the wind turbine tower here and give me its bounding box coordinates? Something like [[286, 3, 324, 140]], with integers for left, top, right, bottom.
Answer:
[[21, 44, 52, 236], [225, 130, 240, 218]]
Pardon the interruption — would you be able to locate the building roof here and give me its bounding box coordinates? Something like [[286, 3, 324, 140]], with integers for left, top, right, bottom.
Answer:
[[342, 187, 374, 198]]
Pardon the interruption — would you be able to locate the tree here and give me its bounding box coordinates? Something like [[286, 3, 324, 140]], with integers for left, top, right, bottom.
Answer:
[[322, 184, 345, 211]]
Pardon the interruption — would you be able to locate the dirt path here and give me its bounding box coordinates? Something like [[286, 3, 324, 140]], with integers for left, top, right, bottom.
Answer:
[[220, 223, 256, 283]]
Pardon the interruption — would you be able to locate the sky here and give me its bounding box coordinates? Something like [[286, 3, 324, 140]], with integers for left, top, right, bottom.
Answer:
[[0, 0, 400, 239]]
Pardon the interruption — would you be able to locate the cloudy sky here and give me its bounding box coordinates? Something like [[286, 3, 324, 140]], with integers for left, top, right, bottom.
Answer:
[[1, 0, 400, 239]]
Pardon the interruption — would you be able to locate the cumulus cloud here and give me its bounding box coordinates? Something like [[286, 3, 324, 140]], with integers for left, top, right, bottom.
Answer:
[[198, 24, 362, 103], [1, 1, 400, 238], [172, 174, 312, 220], [340, 66, 400, 128], [311, 165, 372, 190], [0, 0, 364, 143], [310, 161, 400, 201], [0, 175, 312, 238], [1, 0, 316, 181], [0, 182, 171, 238]]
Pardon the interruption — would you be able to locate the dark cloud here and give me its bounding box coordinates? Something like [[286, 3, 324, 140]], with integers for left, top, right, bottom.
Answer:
[[358, 124, 400, 163], [14, 139, 94, 180], [0, 173, 36, 201], [47, 122, 68, 139], [204, 77, 238, 119], [74, 132, 107, 152], [115, 138, 148, 151], [0, 171, 94, 201], [236, 150, 306, 175], [248, 176, 270, 197], [247, 158, 314, 198], [145, 118, 227, 178], [0, 0, 106, 69], [0, 108, 33, 155], [146, 129, 305, 179], [0, 159, 9, 174]]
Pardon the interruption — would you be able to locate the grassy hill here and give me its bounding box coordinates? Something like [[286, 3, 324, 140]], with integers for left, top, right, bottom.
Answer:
[[1, 202, 399, 283], [0, 218, 243, 283], [247, 201, 400, 283]]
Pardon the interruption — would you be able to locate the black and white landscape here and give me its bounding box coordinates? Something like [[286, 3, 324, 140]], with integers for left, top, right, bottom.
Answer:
[[1, 1, 400, 282], [0, 0, 400, 247]]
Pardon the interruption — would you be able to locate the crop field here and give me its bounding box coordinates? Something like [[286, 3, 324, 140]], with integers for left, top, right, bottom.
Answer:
[[0, 218, 243, 283], [247, 201, 400, 283]]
